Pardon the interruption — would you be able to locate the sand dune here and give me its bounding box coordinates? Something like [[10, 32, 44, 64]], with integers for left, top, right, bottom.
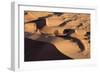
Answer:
[[24, 11, 90, 60], [24, 11, 53, 23], [51, 38, 90, 59], [27, 34, 90, 59]]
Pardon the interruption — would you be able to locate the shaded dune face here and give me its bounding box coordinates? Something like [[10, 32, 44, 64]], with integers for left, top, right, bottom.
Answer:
[[24, 38, 72, 61], [24, 11, 90, 61]]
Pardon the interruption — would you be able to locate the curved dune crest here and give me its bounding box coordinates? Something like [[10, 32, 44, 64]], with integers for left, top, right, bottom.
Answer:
[[28, 35, 90, 59], [50, 38, 90, 59]]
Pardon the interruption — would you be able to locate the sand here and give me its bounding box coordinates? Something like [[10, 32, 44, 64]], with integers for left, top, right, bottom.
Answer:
[[24, 11, 90, 60]]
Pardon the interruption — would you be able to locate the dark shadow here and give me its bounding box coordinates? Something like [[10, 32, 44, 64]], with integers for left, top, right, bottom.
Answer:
[[24, 38, 72, 62], [34, 18, 46, 29], [84, 32, 90, 43]]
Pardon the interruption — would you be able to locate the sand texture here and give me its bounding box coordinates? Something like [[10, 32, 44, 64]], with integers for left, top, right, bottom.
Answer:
[[24, 11, 90, 61]]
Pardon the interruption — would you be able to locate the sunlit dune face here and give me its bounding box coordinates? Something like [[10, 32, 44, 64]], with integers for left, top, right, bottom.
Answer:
[[24, 11, 53, 23], [24, 23, 37, 34], [24, 11, 38, 23], [46, 15, 64, 26]]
